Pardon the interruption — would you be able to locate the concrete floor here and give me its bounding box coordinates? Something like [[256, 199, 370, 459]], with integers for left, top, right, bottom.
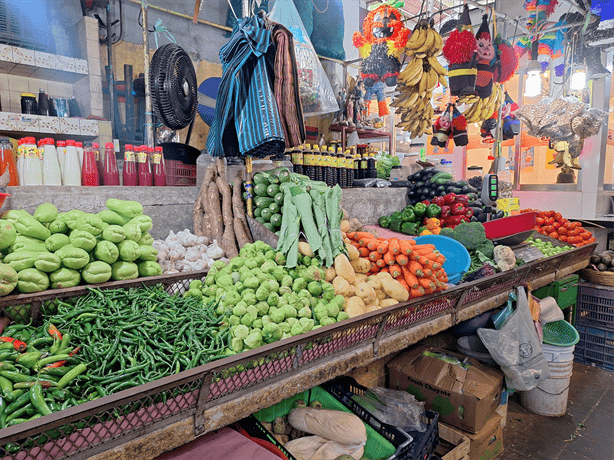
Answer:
[[500, 362, 614, 460]]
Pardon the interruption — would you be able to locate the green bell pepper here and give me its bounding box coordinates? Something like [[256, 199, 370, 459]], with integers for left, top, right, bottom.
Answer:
[[414, 203, 427, 218], [401, 222, 419, 235], [426, 204, 442, 218], [418, 225, 427, 235], [401, 208, 416, 222], [389, 220, 403, 233], [391, 211, 402, 221], [378, 216, 391, 228]]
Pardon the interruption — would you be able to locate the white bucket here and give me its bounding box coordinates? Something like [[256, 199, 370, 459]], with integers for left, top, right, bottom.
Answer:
[[520, 348, 574, 417], [542, 343, 575, 363]]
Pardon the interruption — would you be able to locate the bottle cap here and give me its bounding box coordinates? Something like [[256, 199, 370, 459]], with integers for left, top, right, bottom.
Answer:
[[75, 142, 83, 148], [155, 146, 163, 152], [57, 141, 66, 147], [93, 143, 100, 149], [39, 89, 46, 93], [66, 140, 76, 146], [148, 147, 154, 153], [125, 144, 133, 150], [105, 142, 114, 149]]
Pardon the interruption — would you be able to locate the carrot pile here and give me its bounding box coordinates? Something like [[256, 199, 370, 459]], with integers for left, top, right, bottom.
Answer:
[[345, 231, 448, 299]]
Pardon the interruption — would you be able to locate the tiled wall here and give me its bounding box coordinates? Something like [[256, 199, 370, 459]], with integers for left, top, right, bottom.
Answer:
[[74, 16, 103, 119], [0, 74, 73, 113]]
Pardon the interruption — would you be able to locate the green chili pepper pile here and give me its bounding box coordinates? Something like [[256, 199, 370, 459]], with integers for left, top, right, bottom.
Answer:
[[0, 322, 87, 430], [50, 285, 227, 396]]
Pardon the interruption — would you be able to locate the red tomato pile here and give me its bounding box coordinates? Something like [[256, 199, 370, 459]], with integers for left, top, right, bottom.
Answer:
[[520, 209, 595, 247]]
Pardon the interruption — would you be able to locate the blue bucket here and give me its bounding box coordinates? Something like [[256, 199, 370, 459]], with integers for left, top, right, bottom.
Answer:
[[413, 235, 471, 285]]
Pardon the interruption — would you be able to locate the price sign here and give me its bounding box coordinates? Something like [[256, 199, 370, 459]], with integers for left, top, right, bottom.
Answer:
[[513, 245, 544, 263]]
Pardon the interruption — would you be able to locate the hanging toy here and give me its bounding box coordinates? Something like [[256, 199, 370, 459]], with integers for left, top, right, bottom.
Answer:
[[353, 3, 410, 117], [493, 35, 519, 84], [501, 92, 520, 140], [431, 105, 453, 148], [474, 15, 497, 99], [442, 4, 477, 96], [480, 116, 497, 143], [452, 106, 468, 147]]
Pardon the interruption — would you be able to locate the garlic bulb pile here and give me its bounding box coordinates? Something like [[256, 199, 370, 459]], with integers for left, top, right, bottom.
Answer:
[[154, 229, 228, 274]]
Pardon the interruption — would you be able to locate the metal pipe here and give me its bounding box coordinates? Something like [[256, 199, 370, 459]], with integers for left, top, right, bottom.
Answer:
[[142, 1, 154, 148], [107, 1, 116, 139], [508, 20, 587, 40], [465, 0, 531, 36], [125, 0, 232, 32]]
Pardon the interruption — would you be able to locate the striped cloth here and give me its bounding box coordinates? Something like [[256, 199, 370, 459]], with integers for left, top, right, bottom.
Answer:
[[207, 14, 285, 158]]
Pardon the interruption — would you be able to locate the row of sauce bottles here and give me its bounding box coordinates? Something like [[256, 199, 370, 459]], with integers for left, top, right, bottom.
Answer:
[[289, 144, 377, 187]]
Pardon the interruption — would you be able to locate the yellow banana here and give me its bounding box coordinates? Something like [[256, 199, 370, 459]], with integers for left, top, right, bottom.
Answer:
[[427, 69, 438, 92], [407, 65, 424, 87], [432, 31, 443, 54], [438, 73, 448, 88], [406, 27, 422, 50], [415, 28, 435, 54], [428, 57, 447, 76]]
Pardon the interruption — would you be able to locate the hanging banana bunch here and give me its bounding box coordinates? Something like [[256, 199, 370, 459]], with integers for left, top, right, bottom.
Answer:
[[460, 83, 503, 124], [393, 19, 447, 138]]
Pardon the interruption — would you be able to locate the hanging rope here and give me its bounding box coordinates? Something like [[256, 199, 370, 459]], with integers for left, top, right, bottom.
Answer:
[[153, 19, 177, 49]]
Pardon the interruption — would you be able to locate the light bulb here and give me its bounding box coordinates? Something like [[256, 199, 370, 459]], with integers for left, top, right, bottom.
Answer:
[[570, 69, 586, 91], [524, 72, 541, 97]]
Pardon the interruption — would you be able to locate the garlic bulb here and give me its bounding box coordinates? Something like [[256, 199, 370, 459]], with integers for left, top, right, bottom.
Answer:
[[196, 236, 210, 246], [207, 240, 225, 260], [165, 231, 178, 246], [185, 248, 201, 262]]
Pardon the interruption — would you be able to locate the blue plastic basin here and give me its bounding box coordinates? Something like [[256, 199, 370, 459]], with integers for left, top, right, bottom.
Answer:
[[413, 235, 471, 285]]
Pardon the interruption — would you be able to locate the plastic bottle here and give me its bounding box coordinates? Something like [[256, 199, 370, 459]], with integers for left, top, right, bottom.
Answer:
[[439, 158, 455, 179], [81, 143, 99, 186], [56, 140, 66, 183], [103, 142, 120, 185], [0, 137, 18, 186], [22, 137, 43, 186], [75, 141, 84, 168], [303, 144, 314, 180], [137, 145, 152, 186], [346, 149, 354, 188], [16, 138, 24, 183], [291, 145, 304, 175], [153, 146, 166, 186], [313, 145, 322, 182], [42, 138, 62, 185], [367, 148, 377, 179], [63, 140, 81, 186], [37, 89, 50, 116], [123, 144, 138, 186], [196, 150, 214, 188]]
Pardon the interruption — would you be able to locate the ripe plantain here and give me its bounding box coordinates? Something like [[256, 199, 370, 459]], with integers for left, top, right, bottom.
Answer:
[[428, 57, 447, 77], [414, 28, 435, 54]]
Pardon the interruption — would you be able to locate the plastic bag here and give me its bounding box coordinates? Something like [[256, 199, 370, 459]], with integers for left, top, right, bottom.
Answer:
[[351, 387, 425, 433], [270, 0, 338, 116], [478, 287, 550, 391]]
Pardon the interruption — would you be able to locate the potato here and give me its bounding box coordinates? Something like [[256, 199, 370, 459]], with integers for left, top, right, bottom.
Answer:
[[340, 220, 351, 233], [335, 254, 355, 284], [345, 296, 366, 317], [356, 282, 377, 305], [366, 303, 380, 313], [376, 271, 393, 281], [298, 242, 314, 257], [381, 278, 410, 302], [375, 289, 388, 301], [342, 208, 349, 221], [333, 276, 352, 296], [381, 299, 399, 308], [346, 285, 356, 297], [354, 273, 368, 285], [346, 244, 360, 261], [367, 278, 381, 291], [350, 258, 371, 274], [325, 266, 336, 282], [348, 218, 364, 232]]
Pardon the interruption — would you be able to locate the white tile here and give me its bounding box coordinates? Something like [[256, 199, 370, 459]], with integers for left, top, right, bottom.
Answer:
[[86, 40, 100, 62], [8, 76, 29, 93], [34, 51, 56, 69], [28, 78, 47, 93], [85, 22, 98, 41], [0, 93, 9, 113], [0, 74, 8, 91], [39, 115, 61, 134], [89, 76, 102, 95], [0, 44, 13, 62], [10, 47, 35, 66], [0, 113, 10, 130], [98, 121, 112, 137], [88, 57, 100, 77], [59, 117, 80, 135], [75, 59, 88, 75], [6, 112, 39, 132], [80, 119, 99, 136], [55, 55, 75, 73]]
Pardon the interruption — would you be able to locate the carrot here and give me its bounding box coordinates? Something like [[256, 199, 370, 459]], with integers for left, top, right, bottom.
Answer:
[[398, 278, 410, 291], [389, 238, 401, 255], [413, 244, 435, 253], [405, 239, 417, 245], [395, 254, 409, 266], [399, 239, 413, 256], [377, 240, 390, 254], [408, 260, 424, 277], [380, 266, 390, 273], [418, 277, 435, 290], [369, 251, 382, 262], [430, 262, 441, 271], [383, 252, 396, 266], [423, 252, 438, 261], [369, 262, 379, 274], [358, 247, 370, 257], [376, 258, 387, 268], [416, 255, 434, 268], [367, 240, 379, 251], [410, 287, 425, 298], [346, 232, 357, 240], [435, 254, 446, 265], [390, 264, 402, 278], [424, 286, 435, 295], [402, 266, 419, 289], [356, 232, 376, 246]]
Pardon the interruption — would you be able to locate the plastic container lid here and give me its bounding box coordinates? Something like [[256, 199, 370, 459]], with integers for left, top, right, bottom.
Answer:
[[57, 141, 66, 147], [20, 93, 36, 98], [75, 142, 83, 148], [105, 142, 114, 149], [92, 143, 99, 148], [155, 146, 163, 152], [125, 144, 133, 150], [66, 140, 76, 146]]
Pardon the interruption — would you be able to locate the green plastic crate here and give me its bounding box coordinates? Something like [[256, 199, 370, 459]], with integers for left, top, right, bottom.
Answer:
[[254, 386, 396, 460], [532, 275, 579, 310]]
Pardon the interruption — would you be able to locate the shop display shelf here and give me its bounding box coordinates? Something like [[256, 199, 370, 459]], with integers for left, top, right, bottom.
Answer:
[[323, 376, 439, 460], [0, 243, 596, 460], [574, 324, 614, 372]]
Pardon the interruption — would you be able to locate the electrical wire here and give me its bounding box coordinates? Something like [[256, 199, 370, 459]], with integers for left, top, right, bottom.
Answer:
[[112, 0, 123, 44], [138, 5, 156, 33]]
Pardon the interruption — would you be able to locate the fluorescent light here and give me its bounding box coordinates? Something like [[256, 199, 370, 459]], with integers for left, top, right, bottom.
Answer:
[[570, 66, 587, 91], [524, 72, 541, 97]]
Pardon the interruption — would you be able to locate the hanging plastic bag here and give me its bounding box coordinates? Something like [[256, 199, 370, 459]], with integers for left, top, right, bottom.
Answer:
[[351, 387, 425, 433], [270, 0, 339, 116], [477, 287, 550, 391]]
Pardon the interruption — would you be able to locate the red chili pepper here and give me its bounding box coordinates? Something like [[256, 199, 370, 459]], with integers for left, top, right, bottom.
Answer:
[[47, 324, 62, 341], [44, 360, 67, 369], [12, 340, 27, 352], [0, 336, 14, 342], [68, 346, 81, 357]]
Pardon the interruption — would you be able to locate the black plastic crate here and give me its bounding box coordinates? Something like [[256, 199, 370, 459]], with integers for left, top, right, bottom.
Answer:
[[236, 415, 296, 459], [574, 324, 614, 372], [576, 283, 614, 331], [322, 376, 439, 460]]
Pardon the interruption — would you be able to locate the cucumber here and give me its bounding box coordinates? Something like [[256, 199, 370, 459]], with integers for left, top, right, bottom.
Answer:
[[269, 202, 280, 214], [253, 172, 269, 185], [261, 208, 272, 222], [263, 223, 275, 231], [270, 213, 282, 228], [254, 184, 269, 197], [254, 196, 275, 208], [274, 192, 284, 206], [267, 184, 280, 197], [253, 207, 262, 218], [278, 169, 290, 183]]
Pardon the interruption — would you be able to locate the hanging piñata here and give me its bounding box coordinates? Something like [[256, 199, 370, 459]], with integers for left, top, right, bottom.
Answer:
[[353, 2, 410, 116], [442, 4, 476, 96], [431, 104, 453, 148], [474, 15, 496, 99]]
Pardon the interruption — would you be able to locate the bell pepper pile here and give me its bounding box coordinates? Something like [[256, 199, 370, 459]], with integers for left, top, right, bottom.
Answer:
[[521, 209, 596, 247], [346, 233, 449, 298]]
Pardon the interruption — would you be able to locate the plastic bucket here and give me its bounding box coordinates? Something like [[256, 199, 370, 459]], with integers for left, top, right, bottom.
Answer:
[[542, 343, 575, 363], [520, 353, 573, 417]]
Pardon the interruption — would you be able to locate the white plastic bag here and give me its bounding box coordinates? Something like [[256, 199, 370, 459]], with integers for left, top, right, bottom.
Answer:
[[477, 287, 550, 391]]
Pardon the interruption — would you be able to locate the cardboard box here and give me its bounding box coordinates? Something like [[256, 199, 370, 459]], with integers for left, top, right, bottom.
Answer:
[[436, 423, 470, 460], [467, 414, 504, 460], [387, 347, 503, 434]]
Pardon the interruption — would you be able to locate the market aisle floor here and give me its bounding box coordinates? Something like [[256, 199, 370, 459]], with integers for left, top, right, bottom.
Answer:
[[500, 362, 614, 460]]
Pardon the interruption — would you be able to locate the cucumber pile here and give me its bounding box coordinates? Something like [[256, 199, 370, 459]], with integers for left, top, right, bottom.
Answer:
[[243, 169, 291, 234]]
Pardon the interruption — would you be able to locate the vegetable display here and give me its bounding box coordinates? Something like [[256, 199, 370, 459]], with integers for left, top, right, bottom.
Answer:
[[0, 200, 162, 297], [528, 237, 573, 257], [345, 232, 448, 299], [375, 153, 400, 180], [521, 209, 595, 247], [153, 229, 228, 274], [588, 250, 614, 273]]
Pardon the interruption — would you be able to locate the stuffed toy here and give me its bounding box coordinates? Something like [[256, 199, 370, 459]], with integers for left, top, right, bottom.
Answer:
[[501, 92, 521, 140], [431, 105, 452, 147], [353, 3, 410, 116], [480, 116, 497, 142], [452, 106, 468, 147], [474, 15, 497, 99], [442, 5, 477, 96]]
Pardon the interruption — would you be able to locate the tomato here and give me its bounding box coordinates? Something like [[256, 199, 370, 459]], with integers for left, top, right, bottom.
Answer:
[[581, 232, 592, 240], [545, 210, 555, 217], [587, 237, 596, 243], [554, 212, 562, 221], [553, 222, 561, 229], [560, 218, 568, 225], [559, 235, 568, 242], [536, 217, 545, 226], [573, 221, 582, 228], [564, 222, 575, 230], [543, 225, 555, 234], [570, 236, 582, 244], [545, 217, 555, 225], [549, 232, 559, 239], [558, 227, 568, 235], [569, 229, 581, 236]]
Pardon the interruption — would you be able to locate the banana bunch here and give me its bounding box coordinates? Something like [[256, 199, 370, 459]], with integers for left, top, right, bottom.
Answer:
[[460, 84, 504, 123], [392, 21, 447, 138]]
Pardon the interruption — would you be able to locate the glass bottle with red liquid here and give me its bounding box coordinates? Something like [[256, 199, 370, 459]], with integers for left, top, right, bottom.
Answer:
[[93, 142, 104, 180], [137, 145, 152, 186], [152, 146, 166, 186], [103, 142, 119, 185], [123, 144, 137, 186], [82, 143, 99, 186]]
